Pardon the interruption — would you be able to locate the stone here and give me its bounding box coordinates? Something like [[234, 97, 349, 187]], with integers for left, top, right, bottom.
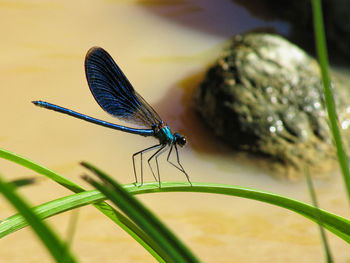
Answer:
[[194, 32, 350, 178]]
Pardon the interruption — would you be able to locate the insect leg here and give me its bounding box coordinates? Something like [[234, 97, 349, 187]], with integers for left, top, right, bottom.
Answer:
[[153, 144, 170, 187], [167, 144, 192, 186], [148, 144, 167, 187], [132, 144, 162, 186]]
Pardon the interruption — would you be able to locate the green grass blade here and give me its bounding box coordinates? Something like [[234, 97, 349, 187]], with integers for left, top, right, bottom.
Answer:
[[0, 148, 165, 262], [1, 181, 350, 249], [2, 148, 349, 256], [126, 182, 350, 243], [82, 162, 200, 263], [0, 188, 165, 262], [89, 201, 166, 263], [305, 168, 333, 263], [0, 174, 78, 263], [0, 190, 104, 238], [311, 0, 350, 204]]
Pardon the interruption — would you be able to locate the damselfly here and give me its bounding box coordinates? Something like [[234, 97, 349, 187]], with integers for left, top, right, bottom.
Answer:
[[33, 47, 191, 186]]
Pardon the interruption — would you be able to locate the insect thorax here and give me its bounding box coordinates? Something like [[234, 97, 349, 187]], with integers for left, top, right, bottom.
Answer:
[[154, 122, 174, 145]]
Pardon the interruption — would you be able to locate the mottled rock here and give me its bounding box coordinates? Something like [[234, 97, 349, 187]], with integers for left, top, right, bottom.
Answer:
[[194, 32, 350, 178]]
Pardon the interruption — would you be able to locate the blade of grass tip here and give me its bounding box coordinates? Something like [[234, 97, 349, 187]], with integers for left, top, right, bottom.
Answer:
[[0, 174, 77, 263], [305, 167, 333, 263], [0, 148, 165, 262], [81, 162, 200, 263], [311, 0, 350, 204]]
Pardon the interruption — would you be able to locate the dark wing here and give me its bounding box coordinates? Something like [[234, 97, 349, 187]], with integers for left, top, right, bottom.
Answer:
[[85, 47, 162, 128]]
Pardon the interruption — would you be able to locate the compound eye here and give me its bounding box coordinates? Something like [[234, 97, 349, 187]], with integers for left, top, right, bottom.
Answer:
[[175, 133, 186, 147], [180, 137, 186, 146]]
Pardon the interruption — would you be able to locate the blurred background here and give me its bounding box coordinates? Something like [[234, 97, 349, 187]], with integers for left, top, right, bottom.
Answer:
[[0, 0, 349, 262]]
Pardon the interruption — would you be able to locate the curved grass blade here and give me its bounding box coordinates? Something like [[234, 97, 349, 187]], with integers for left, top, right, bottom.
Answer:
[[0, 190, 104, 238], [2, 147, 349, 255], [126, 182, 350, 243], [0, 174, 77, 263], [0, 148, 165, 262], [126, 181, 350, 243], [1, 181, 350, 249], [0, 189, 163, 262], [81, 162, 200, 263]]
